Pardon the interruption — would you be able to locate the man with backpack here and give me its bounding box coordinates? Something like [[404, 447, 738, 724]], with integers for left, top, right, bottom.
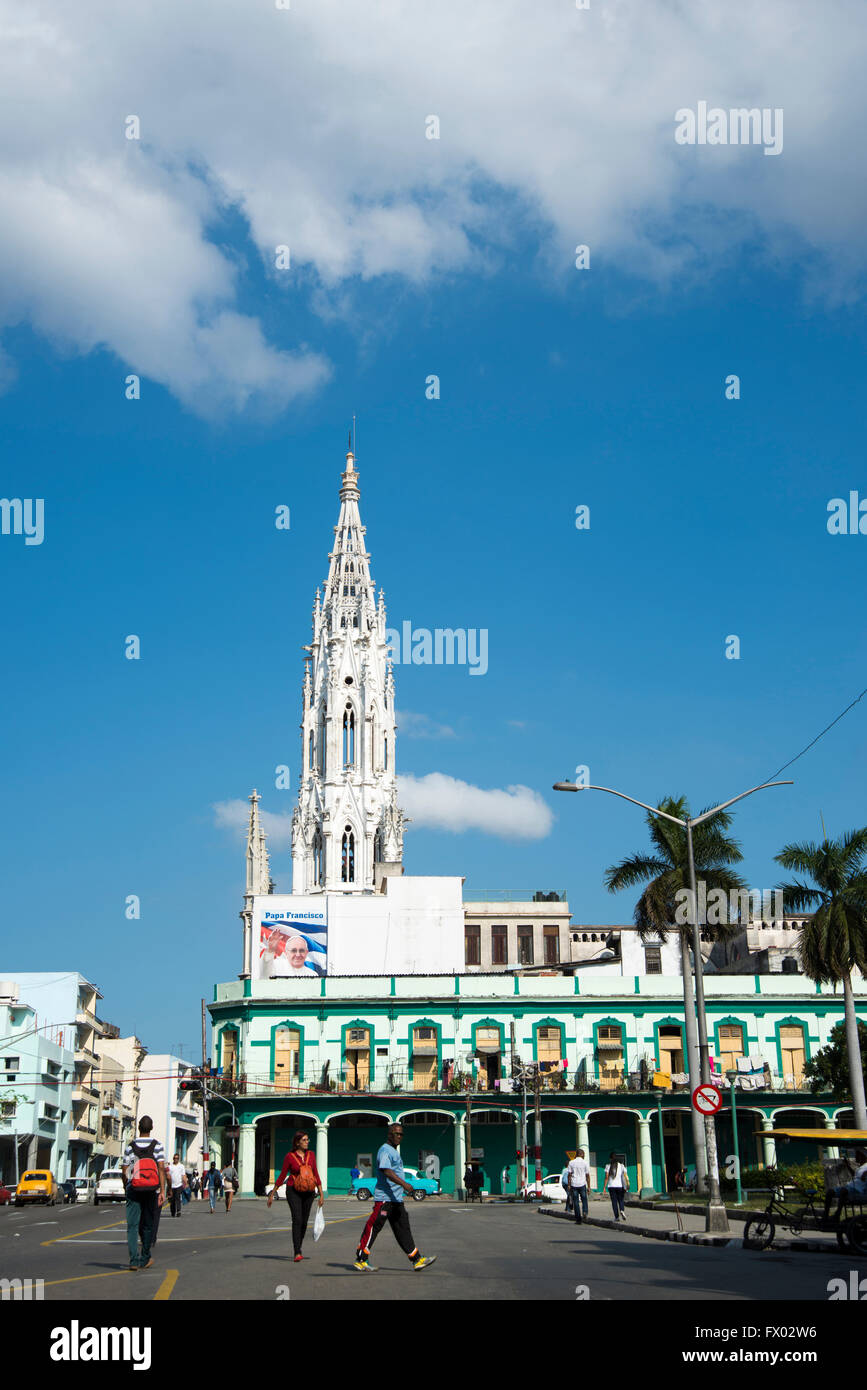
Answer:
[[203, 1161, 223, 1213], [121, 1115, 166, 1270]]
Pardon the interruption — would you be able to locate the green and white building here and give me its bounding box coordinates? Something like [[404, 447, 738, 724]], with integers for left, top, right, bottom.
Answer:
[[207, 449, 866, 1197]]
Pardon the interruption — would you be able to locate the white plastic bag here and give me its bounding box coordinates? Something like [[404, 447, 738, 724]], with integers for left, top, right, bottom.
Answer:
[[313, 1205, 325, 1241]]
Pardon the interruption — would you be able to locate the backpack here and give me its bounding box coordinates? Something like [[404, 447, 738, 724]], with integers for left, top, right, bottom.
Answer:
[[129, 1140, 160, 1190], [293, 1154, 316, 1193]]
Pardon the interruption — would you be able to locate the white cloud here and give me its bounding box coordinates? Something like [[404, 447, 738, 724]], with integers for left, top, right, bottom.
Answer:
[[1, 1, 865, 408], [398, 772, 553, 840], [396, 710, 457, 739], [213, 798, 293, 845]]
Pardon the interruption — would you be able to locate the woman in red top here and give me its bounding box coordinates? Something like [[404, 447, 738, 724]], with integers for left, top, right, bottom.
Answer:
[[268, 1130, 324, 1260]]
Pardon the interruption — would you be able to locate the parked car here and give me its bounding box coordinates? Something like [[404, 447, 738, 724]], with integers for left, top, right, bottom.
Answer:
[[15, 1170, 58, 1206], [352, 1166, 440, 1202], [93, 1168, 126, 1205], [519, 1173, 568, 1202], [0, 1181, 13, 1206], [59, 1177, 93, 1205]]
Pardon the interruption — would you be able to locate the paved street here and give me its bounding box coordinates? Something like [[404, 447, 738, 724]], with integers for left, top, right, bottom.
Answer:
[[2, 1196, 862, 1302]]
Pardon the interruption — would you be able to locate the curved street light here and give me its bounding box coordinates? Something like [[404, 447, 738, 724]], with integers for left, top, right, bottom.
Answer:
[[553, 777, 793, 1233]]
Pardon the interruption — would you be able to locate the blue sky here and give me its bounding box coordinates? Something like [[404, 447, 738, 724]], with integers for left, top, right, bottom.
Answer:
[[1, 2, 866, 1053]]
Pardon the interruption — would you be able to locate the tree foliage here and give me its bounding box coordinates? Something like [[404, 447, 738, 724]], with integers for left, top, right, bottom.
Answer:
[[803, 1020, 867, 1103]]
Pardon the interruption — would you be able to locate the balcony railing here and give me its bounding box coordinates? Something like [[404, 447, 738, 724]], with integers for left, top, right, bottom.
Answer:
[[204, 1060, 817, 1101]]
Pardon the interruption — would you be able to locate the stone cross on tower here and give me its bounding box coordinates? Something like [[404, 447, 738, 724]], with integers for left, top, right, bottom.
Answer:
[[291, 445, 406, 894]]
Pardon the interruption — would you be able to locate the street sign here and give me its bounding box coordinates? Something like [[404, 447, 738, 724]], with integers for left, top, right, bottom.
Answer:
[[692, 1083, 722, 1116]]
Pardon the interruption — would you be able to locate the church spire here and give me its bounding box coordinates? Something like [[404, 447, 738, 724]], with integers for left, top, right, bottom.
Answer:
[[291, 441, 406, 894], [245, 789, 271, 897]]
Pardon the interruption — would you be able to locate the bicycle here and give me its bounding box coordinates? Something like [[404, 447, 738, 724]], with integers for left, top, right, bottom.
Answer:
[[743, 1185, 867, 1254]]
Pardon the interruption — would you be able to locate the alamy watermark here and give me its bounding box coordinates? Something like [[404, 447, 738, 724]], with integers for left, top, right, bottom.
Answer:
[[386, 621, 488, 676], [828, 1271, 867, 1300], [674, 885, 784, 926], [1, 1276, 44, 1300], [675, 103, 783, 157], [827, 492, 867, 534], [1, 498, 44, 545]]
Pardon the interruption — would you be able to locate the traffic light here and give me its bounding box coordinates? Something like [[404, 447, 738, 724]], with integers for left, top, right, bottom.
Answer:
[[179, 1066, 205, 1097]]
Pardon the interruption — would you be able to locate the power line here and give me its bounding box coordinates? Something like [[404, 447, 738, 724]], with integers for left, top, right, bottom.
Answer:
[[767, 682, 867, 781]]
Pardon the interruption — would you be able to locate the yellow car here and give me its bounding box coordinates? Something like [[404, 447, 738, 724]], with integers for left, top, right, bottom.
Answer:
[[15, 1170, 58, 1206]]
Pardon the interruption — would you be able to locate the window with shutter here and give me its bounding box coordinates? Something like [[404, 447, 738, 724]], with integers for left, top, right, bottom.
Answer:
[[597, 1024, 624, 1089], [718, 1024, 744, 1073], [780, 1024, 806, 1086]]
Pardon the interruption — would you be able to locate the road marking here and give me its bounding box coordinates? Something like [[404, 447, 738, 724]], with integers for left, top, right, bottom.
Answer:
[[154, 1269, 179, 1300], [42, 1219, 125, 1246], [40, 1269, 137, 1289]]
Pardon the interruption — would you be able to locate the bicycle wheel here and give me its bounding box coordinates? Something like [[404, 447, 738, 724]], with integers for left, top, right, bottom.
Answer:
[[743, 1215, 776, 1250], [786, 1208, 805, 1238], [846, 1214, 867, 1256]]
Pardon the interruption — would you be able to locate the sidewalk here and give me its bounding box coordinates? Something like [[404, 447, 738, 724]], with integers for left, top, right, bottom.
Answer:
[[539, 1199, 846, 1251]]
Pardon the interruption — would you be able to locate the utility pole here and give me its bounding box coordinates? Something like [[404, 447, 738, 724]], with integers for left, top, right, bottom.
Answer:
[[533, 1066, 542, 1194], [521, 1073, 528, 1195], [510, 1023, 522, 1194], [465, 1079, 473, 1201], [200, 999, 209, 1171], [685, 818, 726, 1232]]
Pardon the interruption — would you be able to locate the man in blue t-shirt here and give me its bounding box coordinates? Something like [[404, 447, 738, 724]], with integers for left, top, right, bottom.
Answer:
[[354, 1123, 437, 1272]]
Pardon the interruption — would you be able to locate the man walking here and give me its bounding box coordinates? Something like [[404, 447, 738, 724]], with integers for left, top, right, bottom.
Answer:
[[203, 1161, 223, 1213], [566, 1148, 590, 1224], [168, 1152, 187, 1218], [122, 1115, 166, 1270], [354, 1123, 436, 1272]]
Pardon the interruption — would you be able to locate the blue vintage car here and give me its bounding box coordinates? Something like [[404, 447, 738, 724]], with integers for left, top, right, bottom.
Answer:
[[352, 1166, 440, 1201]]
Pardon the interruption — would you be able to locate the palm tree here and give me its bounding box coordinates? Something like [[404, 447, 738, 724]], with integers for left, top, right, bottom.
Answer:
[[775, 829, 867, 1129], [605, 796, 747, 1189]]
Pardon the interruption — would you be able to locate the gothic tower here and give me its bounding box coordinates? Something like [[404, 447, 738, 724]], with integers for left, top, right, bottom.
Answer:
[[291, 447, 406, 894]]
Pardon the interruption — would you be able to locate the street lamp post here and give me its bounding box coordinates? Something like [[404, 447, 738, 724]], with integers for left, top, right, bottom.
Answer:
[[726, 1069, 743, 1206], [553, 777, 791, 1234]]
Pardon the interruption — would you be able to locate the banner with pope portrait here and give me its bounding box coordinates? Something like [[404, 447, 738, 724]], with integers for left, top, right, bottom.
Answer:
[[255, 897, 327, 979]]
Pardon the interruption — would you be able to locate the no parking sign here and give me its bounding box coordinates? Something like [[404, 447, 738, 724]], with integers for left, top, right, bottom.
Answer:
[[692, 1083, 722, 1116]]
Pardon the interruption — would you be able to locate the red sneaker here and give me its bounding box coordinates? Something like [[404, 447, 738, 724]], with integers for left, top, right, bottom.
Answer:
[[293, 1254, 303, 1262]]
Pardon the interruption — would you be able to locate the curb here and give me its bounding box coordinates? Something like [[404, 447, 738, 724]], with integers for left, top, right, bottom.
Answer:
[[537, 1205, 844, 1252]]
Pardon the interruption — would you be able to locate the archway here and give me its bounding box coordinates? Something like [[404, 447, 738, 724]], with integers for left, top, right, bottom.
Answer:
[[397, 1109, 456, 1193], [586, 1109, 641, 1195], [770, 1106, 833, 1165], [465, 1107, 519, 1195], [714, 1106, 767, 1183], [528, 1108, 581, 1190], [327, 1110, 397, 1193], [252, 1112, 321, 1196]]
